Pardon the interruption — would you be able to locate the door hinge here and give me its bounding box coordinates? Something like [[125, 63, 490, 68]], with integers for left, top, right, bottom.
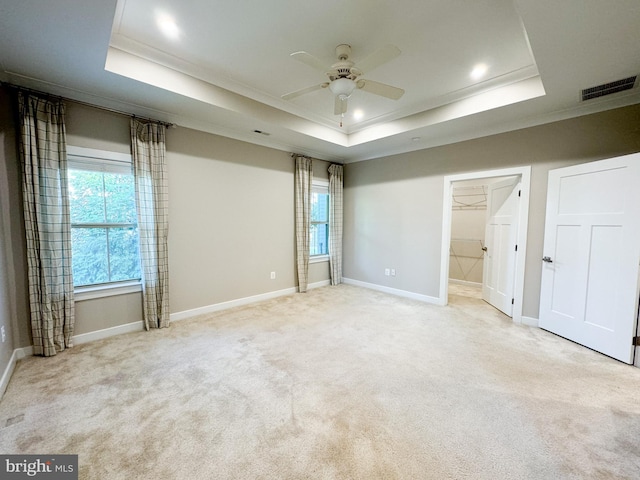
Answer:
[[515, 244, 518, 252], [511, 298, 515, 305], [518, 190, 521, 197], [633, 337, 640, 346]]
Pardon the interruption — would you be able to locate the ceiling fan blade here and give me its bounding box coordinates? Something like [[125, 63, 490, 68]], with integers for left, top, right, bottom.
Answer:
[[282, 83, 325, 101], [290, 51, 328, 72], [356, 45, 401, 74], [357, 79, 405, 100], [334, 96, 348, 115]]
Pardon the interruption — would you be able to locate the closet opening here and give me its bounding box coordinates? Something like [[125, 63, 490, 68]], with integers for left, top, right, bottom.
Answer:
[[438, 166, 531, 324]]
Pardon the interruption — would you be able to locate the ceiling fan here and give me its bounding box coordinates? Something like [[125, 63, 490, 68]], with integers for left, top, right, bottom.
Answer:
[[282, 44, 405, 119]]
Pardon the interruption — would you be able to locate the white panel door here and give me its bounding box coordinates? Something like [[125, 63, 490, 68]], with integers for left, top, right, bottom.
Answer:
[[539, 154, 640, 363], [482, 177, 521, 316]]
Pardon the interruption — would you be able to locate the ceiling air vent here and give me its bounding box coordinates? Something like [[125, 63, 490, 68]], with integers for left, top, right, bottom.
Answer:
[[581, 76, 637, 101]]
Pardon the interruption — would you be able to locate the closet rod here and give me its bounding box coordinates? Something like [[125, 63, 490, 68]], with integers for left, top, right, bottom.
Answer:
[[1, 81, 176, 128]]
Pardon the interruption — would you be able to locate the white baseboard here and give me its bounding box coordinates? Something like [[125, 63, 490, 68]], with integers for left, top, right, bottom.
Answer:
[[72, 321, 145, 345], [170, 280, 331, 322], [15, 346, 33, 359], [521, 316, 539, 327], [1, 349, 19, 399], [0, 346, 32, 399], [170, 286, 297, 322], [308, 280, 331, 290], [342, 278, 441, 304], [170, 281, 330, 323]]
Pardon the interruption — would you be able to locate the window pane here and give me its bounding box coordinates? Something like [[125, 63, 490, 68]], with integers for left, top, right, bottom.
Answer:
[[71, 228, 109, 286], [311, 192, 329, 222], [310, 223, 329, 256], [109, 227, 141, 282], [68, 169, 106, 223], [104, 171, 137, 223]]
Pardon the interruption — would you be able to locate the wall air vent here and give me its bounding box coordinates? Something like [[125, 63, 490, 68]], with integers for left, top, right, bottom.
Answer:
[[581, 76, 637, 101]]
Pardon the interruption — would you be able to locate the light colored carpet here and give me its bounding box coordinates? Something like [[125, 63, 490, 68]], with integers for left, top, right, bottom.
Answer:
[[1, 284, 640, 479], [448, 281, 483, 300]]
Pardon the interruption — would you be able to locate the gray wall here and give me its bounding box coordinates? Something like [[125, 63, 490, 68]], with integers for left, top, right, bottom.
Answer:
[[0, 93, 16, 372], [167, 127, 292, 312], [343, 104, 640, 319], [0, 88, 30, 369], [66, 102, 333, 333]]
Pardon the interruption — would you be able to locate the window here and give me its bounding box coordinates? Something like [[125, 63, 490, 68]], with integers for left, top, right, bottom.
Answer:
[[67, 147, 141, 289], [310, 182, 329, 257]]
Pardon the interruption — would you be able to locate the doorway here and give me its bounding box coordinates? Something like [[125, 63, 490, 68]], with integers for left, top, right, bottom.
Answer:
[[439, 166, 531, 324], [449, 175, 520, 315]]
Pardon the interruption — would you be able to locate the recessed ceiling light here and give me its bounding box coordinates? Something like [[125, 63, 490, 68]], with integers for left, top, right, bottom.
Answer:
[[156, 13, 180, 40], [470, 63, 488, 80], [353, 109, 364, 121]]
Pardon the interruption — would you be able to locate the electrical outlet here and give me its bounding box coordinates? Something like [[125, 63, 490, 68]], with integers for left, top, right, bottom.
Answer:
[[270, 272, 276, 280], [391, 269, 396, 276], [1, 325, 5, 343], [384, 268, 390, 276]]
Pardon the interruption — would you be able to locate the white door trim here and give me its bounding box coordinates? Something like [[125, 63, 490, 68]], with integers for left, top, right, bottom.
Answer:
[[439, 166, 531, 324]]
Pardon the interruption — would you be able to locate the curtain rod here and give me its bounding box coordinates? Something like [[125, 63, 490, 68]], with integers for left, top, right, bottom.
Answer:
[[290, 153, 345, 166], [1, 82, 176, 128]]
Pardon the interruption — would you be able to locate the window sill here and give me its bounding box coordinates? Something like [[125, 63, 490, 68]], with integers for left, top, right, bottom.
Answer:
[[310, 255, 329, 264], [74, 281, 142, 302]]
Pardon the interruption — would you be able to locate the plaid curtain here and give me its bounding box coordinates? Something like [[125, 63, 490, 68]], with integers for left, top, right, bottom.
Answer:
[[328, 164, 343, 285], [295, 156, 312, 292], [131, 119, 170, 329], [18, 92, 74, 356]]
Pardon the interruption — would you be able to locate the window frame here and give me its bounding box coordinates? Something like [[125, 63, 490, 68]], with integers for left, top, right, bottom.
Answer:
[[310, 180, 330, 263], [67, 146, 142, 301]]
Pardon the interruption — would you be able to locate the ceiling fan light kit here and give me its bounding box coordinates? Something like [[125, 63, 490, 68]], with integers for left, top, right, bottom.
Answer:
[[329, 77, 356, 97], [283, 43, 405, 125]]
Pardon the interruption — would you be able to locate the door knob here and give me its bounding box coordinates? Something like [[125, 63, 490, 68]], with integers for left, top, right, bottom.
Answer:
[[542, 256, 553, 263], [481, 246, 488, 252]]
